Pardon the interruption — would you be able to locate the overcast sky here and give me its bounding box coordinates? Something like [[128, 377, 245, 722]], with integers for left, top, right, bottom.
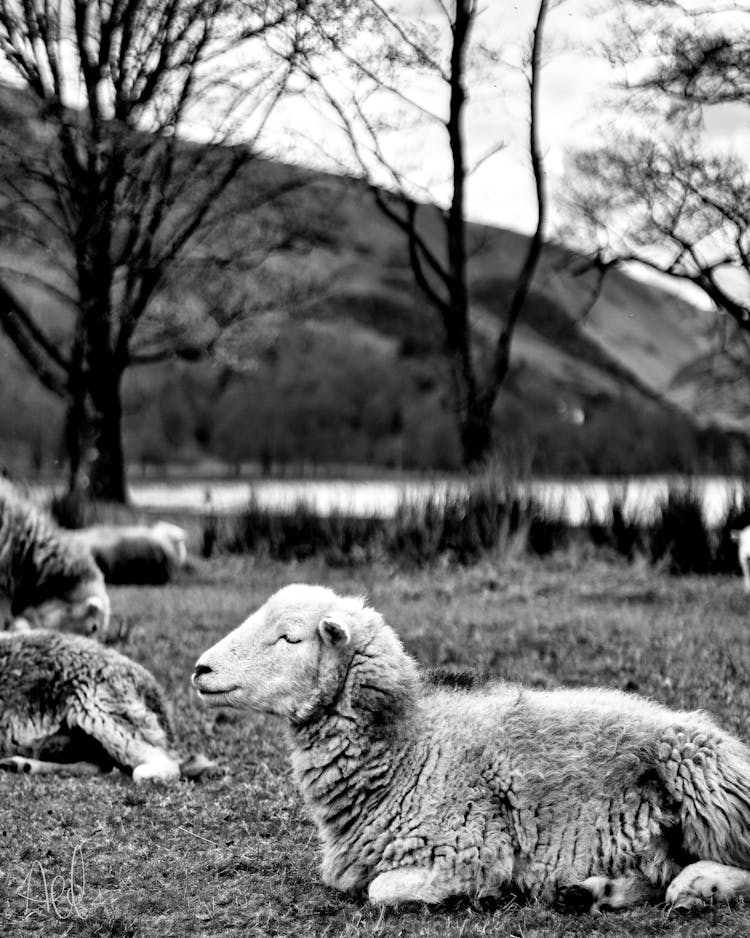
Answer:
[[1, 0, 744, 285], [259, 0, 613, 236], [259, 0, 747, 247]]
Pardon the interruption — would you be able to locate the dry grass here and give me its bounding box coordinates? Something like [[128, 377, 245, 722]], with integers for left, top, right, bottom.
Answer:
[[2, 553, 750, 937]]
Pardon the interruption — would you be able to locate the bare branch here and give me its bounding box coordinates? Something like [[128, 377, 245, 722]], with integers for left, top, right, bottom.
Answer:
[[0, 265, 78, 312], [485, 0, 549, 404], [0, 280, 69, 396], [466, 140, 507, 178], [0, 0, 305, 495], [366, 0, 449, 81]]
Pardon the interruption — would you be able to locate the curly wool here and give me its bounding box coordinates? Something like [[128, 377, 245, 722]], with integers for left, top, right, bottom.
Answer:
[[66, 522, 187, 585], [0, 629, 177, 772], [289, 607, 750, 902], [0, 479, 103, 616]]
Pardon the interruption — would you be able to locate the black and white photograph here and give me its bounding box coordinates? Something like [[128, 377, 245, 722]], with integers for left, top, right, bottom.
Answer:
[[1, 0, 750, 934]]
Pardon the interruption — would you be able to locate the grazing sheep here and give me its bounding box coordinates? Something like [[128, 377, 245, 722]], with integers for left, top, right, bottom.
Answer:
[[0, 480, 109, 635], [731, 527, 750, 592], [66, 521, 188, 585], [193, 584, 750, 912], [0, 630, 218, 782]]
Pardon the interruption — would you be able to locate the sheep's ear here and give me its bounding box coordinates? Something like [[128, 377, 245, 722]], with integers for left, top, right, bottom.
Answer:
[[318, 616, 351, 648]]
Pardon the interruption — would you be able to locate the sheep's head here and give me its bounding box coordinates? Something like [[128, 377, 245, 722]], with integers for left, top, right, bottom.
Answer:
[[13, 574, 111, 637], [192, 584, 418, 725], [152, 521, 188, 567]]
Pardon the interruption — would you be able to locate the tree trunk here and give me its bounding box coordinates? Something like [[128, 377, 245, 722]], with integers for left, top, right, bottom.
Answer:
[[65, 398, 88, 495], [64, 357, 90, 495], [458, 394, 493, 468], [447, 346, 494, 467], [88, 376, 128, 503], [77, 238, 126, 501]]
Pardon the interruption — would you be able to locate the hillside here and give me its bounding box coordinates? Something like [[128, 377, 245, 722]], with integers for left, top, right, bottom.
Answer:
[[0, 82, 743, 478]]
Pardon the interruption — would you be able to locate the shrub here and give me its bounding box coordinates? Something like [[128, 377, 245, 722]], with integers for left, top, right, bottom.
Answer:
[[610, 496, 642, 560], [525, 498, 570, 556], [224, 495, 387, 564], [648, 485, 712, 575], [212, 478, 738, 574], [222, 475, 533, 566], [390, 475, 530, 565], [390, 493, 447, 565], [585, 489, 642, 560]]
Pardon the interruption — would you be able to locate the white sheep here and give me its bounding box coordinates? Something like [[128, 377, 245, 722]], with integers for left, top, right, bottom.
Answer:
[[0, 479, 109, 634], [731, 526, 750, 592], [0, 630, 218, 782], [66, 521, 188, 585], [193, 584, 750, 912]]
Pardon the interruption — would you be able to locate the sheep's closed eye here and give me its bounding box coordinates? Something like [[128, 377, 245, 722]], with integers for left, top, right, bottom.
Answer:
[[276, 635, 302, 645]]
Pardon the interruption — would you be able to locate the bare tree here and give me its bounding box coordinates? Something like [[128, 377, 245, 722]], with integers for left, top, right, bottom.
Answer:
[[286, 0, 552, 467], [0, 0, 306, 500], [566, 2, 750, 361]]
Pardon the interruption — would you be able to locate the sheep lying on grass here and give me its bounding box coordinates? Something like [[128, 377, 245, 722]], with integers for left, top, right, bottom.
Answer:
[[66, 521, 188, 585], [193, 584, 750, 913], [731, 527, 750, 592], [1, 630, 218, 782], [0, 480, 109, 634]]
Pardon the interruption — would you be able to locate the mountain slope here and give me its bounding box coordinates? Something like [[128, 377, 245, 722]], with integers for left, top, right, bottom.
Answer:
[[0, 82, 740, 477]]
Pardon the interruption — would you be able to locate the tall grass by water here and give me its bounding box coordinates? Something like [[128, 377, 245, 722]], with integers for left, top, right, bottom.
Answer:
[[214, 474, 555, 565], [207, 475, 750, 575]]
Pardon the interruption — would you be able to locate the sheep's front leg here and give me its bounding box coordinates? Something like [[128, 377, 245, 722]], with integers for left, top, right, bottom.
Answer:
[[0, 756, 103, 777], [557, 874, 665, 913], [741, 554, 750, 593], [667, 861, 750, 909], [368, 868, 450, 906]]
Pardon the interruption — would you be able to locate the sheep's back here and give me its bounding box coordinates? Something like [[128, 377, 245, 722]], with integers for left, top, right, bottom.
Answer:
[[0, 480, 102, 614], [414, 682, 720, 805], [0, 631, 174, 751]]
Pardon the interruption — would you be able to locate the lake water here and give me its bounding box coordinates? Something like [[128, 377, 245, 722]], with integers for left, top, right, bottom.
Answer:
[[120, 476, 749, 528]]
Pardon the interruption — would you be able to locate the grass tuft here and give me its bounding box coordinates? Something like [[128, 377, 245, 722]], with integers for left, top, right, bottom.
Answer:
[[584, 488, 641, 561], [648, 485, 713, 575], [225, 496, 387, 565]]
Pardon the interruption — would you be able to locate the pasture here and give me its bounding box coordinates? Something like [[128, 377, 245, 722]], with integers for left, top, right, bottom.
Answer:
[[2, 554, 750, 937]]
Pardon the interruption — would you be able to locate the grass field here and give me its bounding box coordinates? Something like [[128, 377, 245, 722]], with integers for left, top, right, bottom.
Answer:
[[3, 553, 750, 937]]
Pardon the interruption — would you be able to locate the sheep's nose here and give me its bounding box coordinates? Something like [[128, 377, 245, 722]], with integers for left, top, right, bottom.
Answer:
[[193, 663, 213, 680]]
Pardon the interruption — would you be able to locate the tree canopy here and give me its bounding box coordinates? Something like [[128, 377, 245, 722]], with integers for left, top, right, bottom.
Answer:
[[0, 0, 307, 499]]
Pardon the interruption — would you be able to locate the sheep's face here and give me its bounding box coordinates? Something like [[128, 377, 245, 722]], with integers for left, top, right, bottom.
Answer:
[[192, 584, 362, 718], [13, 576, 110, 636], [152, 521, 188, 567]]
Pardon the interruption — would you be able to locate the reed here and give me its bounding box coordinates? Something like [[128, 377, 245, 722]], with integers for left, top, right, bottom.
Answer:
[[208, 477, 750, 582]]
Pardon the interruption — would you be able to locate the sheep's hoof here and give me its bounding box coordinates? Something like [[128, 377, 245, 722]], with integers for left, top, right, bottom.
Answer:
[[132, 757, 181, 783], [556, 884, 599, 914], [557, 875, 664, 913]]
